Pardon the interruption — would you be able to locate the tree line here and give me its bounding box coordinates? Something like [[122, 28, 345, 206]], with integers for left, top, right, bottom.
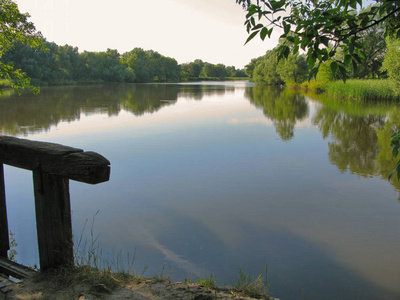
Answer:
[[1, 39, 247, 87]]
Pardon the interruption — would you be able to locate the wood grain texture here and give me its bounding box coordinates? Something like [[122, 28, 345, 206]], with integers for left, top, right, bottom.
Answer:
[[33, 170, 73, 270], [0, 136, 110, 184]]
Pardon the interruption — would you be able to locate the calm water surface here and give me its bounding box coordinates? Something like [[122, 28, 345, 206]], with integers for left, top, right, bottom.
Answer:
[[1, 82, 400, 299]]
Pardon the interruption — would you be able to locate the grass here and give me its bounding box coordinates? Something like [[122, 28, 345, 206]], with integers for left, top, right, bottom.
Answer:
[[324, 79, 399, 101], [230, 266, 269, 299], [184, 268, 269, 299], [300, 78, 400, 102]]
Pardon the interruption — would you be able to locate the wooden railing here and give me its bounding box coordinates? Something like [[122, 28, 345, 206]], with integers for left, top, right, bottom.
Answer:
[[0, 136, 110, 273]]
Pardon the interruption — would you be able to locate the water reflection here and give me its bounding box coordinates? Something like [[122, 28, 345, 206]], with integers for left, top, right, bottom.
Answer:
[[0, 83, 238, 136], [245, 85, 309, 140], [309, 93, 400, 197], [2, 83, 400, 299]]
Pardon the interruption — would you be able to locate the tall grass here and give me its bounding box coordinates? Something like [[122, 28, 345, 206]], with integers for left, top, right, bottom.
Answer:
[[324, 79, 400, 101]]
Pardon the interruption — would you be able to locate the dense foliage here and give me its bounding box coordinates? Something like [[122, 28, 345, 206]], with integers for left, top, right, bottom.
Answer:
[[237, 0, 400, 79], [1, 40, 247, 87], [382, 37, 400, 94], [246, 47, 309, 85], [0, 0, 43, 93]]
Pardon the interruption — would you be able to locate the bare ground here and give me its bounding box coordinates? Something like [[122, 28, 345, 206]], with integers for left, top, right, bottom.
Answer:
[[1, 273, 279, 300]]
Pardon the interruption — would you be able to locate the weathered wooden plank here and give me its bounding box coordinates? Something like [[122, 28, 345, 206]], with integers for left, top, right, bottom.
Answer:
[[0, 256, 37, 278], [44, 151, 111, 184], [0, 136, 82, 170], [33, 170, 73, 270], [0, 136, 110, 184], [0, 164, 9, 258]]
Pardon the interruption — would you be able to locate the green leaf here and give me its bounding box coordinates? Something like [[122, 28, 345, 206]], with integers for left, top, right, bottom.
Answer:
[[283, 21, 290, 35], [330, 61, 339, 76], [252, 24, 263, 31], [352, 59, 358, 73], [344, 54, 351, 67], [349, 0, 357, 9], [260, 27, 268, 40], [349, 43, 354, 54], [245, 30, 259, 44], [338, 65, 347, 81], [277, 45, 290, 61], [358, 50, 366, 60], [388, 160, 400, 181], [309, 65, 320, 80], [293, 44, 299, 55], [268, 28, 273, 38], [307, 54, 316, 69], [320, 36, 330, 47]]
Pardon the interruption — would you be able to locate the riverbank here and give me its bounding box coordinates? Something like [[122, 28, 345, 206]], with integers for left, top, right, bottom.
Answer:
[[0, 270, 279, 300]]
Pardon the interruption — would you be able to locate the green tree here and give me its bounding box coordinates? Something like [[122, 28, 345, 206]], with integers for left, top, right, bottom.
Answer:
[[202, 63, 217, 77], [277, 54, 309, 84], [121, 48, 152, 82], [245, 57, 261, 79], [237, 0, 400, 79], [382, 37, 400, 93], [226, 66, 237, 77], [0, 0, 43, 93], [215, 64, 228, 79], [252, 49, 283, 85], [354, 22, 386, 79]]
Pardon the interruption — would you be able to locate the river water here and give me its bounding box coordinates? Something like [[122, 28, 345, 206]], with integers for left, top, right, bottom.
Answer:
[[1, 81, 399, 299]]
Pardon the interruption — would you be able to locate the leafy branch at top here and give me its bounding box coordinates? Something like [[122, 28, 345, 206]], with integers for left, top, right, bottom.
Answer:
[[0, 0, 44, 94], [236, 0, 400, 80]]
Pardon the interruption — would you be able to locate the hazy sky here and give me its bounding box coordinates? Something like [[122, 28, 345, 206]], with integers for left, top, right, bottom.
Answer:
[[15, 0, 281, 68]]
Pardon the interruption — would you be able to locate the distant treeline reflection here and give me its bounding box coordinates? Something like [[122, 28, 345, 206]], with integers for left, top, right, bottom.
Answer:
[[0, 84, 234, 135], [1, 83, 400, 197]]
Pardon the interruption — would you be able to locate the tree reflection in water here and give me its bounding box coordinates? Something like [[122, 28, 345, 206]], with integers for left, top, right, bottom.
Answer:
[[245, 84, 309, 141]]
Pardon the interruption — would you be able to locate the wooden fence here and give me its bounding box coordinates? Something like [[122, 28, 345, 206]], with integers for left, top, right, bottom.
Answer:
[[0, 136, 110, 274]]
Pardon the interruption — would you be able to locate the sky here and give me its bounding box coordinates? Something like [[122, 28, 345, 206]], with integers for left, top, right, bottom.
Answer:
[[15, 0, 281, 69]]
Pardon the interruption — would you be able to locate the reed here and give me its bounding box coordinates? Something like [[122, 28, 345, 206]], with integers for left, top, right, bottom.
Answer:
[[324, 79, 399, 101]]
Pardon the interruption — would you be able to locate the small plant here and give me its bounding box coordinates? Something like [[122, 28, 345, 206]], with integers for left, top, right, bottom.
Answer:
[[184, 273, 194, 284], [152, 262, 172, 282], [197, 273, 216, 289], [230, 266, 269, 298]]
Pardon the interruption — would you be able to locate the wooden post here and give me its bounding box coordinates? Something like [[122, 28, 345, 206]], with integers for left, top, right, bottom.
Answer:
[[33, 170, 73, 270], [0, 136, 110, 271], [0, 163, 9, 258]]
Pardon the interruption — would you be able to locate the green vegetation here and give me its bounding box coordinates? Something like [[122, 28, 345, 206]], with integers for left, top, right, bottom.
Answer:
[[230, 267, 269, 299], [319, 79, 399, 101], [237, 0, 399, 79], [1, 40, 247, 89], [242, 1, 400, 102], [0, 1, 247, 93], [382, 37, 400, 95], [0, 0, 43, 94], [196, 273, 216, 289]]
